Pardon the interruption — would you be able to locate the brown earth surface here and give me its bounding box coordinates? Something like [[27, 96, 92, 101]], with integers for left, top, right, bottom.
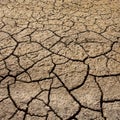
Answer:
[[0, 0, 120, 120]]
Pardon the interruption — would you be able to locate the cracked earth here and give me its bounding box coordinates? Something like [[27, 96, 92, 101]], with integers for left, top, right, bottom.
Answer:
[[0, 0, 120, 120]]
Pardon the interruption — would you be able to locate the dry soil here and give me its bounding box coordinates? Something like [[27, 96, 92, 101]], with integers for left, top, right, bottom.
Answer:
[[0, 0, 120, 120]]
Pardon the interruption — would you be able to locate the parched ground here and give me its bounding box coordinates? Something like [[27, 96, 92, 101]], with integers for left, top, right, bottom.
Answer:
[[0, 0, 120, 120]]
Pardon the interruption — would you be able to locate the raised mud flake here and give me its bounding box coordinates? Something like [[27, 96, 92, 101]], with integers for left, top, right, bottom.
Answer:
[[54, 61, 87, 89], [71, 75, 101, 110], [49, 87, 79, 119]]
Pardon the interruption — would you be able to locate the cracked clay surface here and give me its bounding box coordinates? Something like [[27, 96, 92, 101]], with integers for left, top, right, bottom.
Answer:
[[0, 0, 120, 120]]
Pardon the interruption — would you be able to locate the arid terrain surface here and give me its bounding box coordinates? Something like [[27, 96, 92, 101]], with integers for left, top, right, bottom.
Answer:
[[0, 0, 120, 120]]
